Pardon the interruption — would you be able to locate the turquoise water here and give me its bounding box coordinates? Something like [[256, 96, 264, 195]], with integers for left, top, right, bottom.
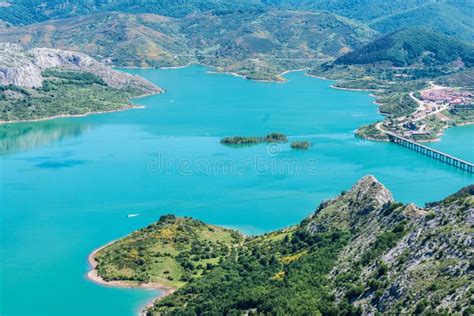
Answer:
[[0, 65, 472, 315]]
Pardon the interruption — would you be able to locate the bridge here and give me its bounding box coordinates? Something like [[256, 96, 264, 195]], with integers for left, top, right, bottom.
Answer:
[[385, 131, 474, 173]]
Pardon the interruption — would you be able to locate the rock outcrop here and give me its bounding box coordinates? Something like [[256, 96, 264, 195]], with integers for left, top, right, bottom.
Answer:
[[320, 179, 473, 314], [0, 43, 160, 93], [306, 175, 394, 234]]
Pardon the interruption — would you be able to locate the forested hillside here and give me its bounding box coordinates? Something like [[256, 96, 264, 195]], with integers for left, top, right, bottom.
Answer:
[[335, 28, 474, 67], [368, 1, 474, 41], [1, 0, 472, 41], [0, 0, 263, 25], [0, 44, 160, 122]]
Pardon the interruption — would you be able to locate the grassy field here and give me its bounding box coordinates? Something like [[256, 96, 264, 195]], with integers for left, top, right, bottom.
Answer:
[[94, 215, 243, 288]]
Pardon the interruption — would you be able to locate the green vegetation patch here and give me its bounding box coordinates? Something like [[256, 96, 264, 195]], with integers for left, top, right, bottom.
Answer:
[[220, 132, 288, 146], [94, 215, 243, 288], [151, 225, 352, 315], [335, 28, 474, 68], [290, 140, 312, 149], [0, 70, 142, 122]]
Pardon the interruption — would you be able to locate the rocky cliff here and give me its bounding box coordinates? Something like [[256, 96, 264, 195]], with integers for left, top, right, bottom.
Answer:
[[0, 43, 160, 93], [317, 176, 473, 314], [0, 43, 162, 122]]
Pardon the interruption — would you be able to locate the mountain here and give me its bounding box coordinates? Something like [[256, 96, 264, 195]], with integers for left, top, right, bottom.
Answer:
[[0, 43, 159, 90], [90, 176, 474, 315], [268, 0, 474, 41], [368, 2, 474, 42], [0, 0, 264, 25], [0, 13, 190, 68], [0, 10, 376, 80], [2, 0, 472, 42], [264, 0, 434, 21], [0, 43, 160, 122], [334, 28, 474, 68]]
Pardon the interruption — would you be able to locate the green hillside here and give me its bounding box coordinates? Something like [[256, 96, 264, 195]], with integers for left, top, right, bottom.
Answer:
[[2, 0, 472, 42], [91, 176, 474, 315], [0, 10, 376, 80], [369, 2, 474, 42], [93, 215, 243, 288], [265, 0, 473, 41], [0, 44, 160, 122], [0, 13, 190, 68], [0, 0, 263, 25], [0, 70, 142, 122], [335, 28, 474, 67], [263, 0, 434, 21]]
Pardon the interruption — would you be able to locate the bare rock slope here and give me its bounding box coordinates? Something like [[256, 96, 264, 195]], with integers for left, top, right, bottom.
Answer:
[[0, 43, 160, 93]]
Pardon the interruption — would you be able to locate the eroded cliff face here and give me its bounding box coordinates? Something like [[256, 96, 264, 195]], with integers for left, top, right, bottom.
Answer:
[[0, 43, 160, 93], [306, 176, 473, 314]]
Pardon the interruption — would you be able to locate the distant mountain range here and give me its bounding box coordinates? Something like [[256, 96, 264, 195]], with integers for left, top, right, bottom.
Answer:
[[0, 10, 376, 80], [1, 0, 473, 40]]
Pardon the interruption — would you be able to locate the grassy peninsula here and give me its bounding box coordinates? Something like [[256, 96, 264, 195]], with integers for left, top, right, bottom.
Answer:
[[91, 215, 242, 289], [89, 176, 474, 315]]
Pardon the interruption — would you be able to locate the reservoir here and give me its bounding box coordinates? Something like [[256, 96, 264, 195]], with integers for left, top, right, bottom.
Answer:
[[0, 66, 472, 315]]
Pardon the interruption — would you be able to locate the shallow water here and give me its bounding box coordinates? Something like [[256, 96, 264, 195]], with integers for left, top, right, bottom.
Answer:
[[0, 66, 472, 315]]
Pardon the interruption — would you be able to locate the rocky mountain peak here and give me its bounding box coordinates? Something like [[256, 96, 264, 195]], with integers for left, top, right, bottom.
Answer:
[[347, 175, 394, 209], [305, 175, 394, 234]]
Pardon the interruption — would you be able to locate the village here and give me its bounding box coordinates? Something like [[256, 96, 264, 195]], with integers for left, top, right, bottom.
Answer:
[[380, 83, 473, 140]]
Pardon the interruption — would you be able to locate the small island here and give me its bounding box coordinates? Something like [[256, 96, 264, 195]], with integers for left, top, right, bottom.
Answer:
[[220, 132, 288, 145], [290, 140, 312, 149]]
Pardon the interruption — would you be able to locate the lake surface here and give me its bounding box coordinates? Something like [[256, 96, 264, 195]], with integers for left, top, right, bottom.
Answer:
[[0, 65, 472, 315]]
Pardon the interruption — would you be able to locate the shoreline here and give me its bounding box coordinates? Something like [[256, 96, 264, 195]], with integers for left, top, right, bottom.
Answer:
[[0, 89, 161, 125], [155, 62, 310, 83], [140, 66, 473, 145], [87, 241, 176, 315], [0, 105, 145, 125], [160, 62, 195, 70], [310, 74, 474, 143], [329, 84, 380, 92], [304, 73, 329, 80]]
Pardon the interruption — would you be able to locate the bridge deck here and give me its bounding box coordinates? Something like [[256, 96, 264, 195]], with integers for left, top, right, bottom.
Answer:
[[385, 131, 474, 172]]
